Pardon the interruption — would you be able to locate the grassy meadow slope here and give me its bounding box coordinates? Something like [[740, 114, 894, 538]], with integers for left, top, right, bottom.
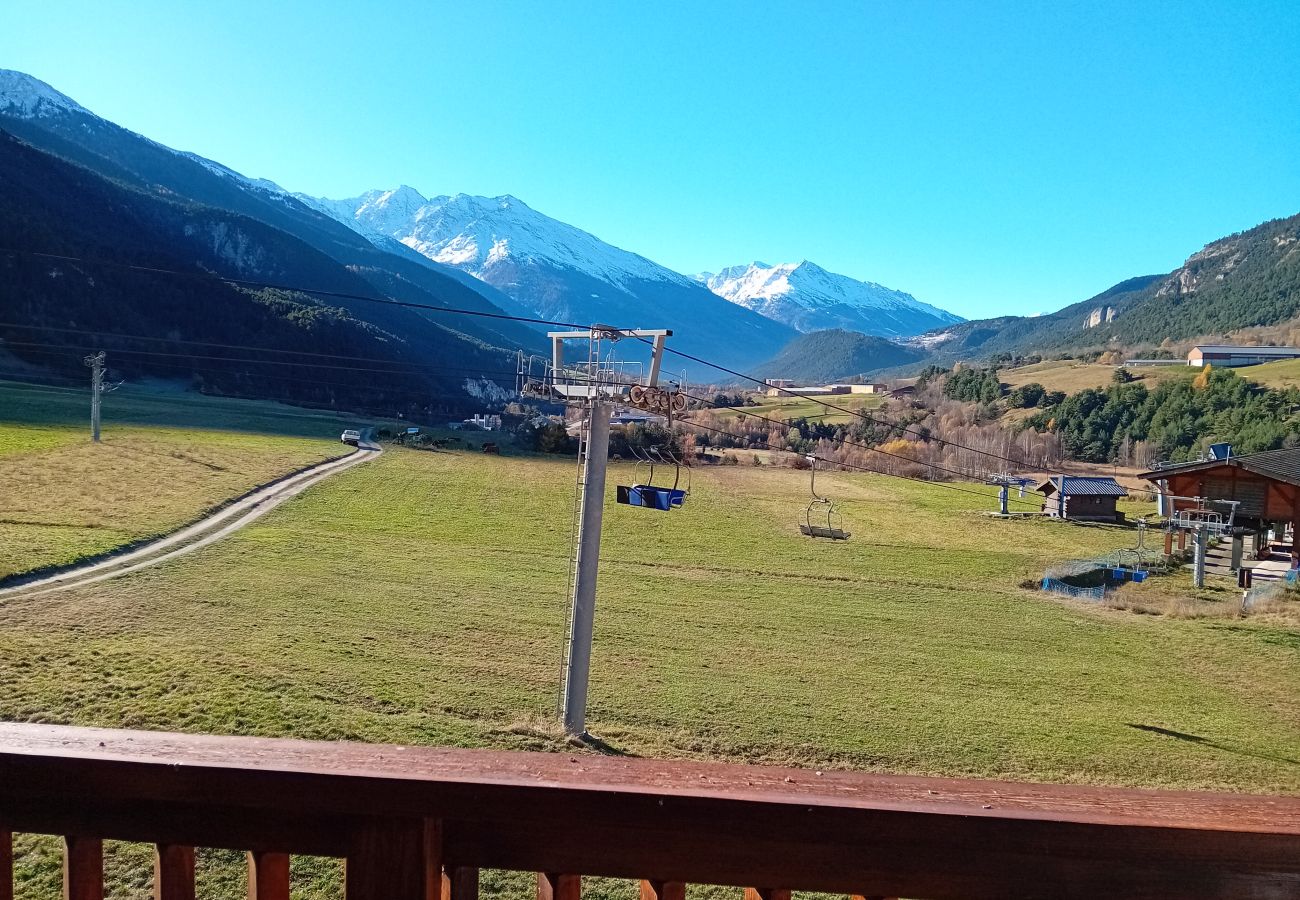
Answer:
[[1000, 359, 1196, 394], [2, 448, 1294, 793], [1245, 356, 1300, 390], [715, 392, 886, 424], [3, 445, 1297, 900], [0, 380, 357, 579]]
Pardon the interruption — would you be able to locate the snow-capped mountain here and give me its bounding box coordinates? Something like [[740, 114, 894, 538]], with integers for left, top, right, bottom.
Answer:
[[303, 188, 796, 369], [303, 188, 695, 290], [0, 70, 90, 118], [696, 261, 963, 337]]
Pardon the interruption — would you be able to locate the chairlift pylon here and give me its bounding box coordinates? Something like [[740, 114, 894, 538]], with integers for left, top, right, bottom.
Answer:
[[799, 455, 850, 540]]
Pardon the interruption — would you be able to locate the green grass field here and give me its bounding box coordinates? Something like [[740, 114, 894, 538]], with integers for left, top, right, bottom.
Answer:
[[2, 449, 1295, 792], [1000, 360, 1194, 394], [0, 379, 378, 435], [716, 393, 885, 424], [0, 380, 361, 580], [3, 440, 1298, 900], [1244, 357, 1300, 390]]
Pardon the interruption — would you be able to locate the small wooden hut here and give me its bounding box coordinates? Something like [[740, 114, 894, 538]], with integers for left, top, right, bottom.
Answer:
[[1036, 476, 1128, 523]]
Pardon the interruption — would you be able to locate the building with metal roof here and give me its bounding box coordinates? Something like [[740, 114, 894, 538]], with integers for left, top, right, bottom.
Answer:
[[1036, 476, 1128, 522], [1186, 345, 1300, 367]]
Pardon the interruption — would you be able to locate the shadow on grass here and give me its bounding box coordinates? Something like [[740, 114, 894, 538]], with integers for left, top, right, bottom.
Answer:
[[1208, 623, 1300, 651], [578, 733, 638, 757], [1127, 723, 1299, 767]]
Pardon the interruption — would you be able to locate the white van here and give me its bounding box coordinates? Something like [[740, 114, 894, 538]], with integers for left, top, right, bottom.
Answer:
[[340, 429, 361, 446]]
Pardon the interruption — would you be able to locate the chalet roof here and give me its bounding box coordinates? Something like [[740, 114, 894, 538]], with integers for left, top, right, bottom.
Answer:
[[1036, 476, 1128, 497], [1138, 448, 1300, 487]]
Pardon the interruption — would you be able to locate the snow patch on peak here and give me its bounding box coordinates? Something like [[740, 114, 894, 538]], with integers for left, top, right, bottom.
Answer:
[[0, 69, 91, 118], [697, 260, 962, 338], [303, 188, 690, 290], [179, 151, 289, 197]]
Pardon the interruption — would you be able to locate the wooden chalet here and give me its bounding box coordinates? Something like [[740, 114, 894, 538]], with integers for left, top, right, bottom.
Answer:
[[1140, 447, 1300, 564], [1036, 476, 1128, 522]]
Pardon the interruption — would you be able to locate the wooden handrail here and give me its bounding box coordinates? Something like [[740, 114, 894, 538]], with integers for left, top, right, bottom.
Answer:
[[0, 723, 1298, 899]]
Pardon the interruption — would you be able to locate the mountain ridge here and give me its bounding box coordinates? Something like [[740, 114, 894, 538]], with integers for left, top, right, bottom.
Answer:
[[0, 69, 545, 359], [897, 211, 1300, 370], [696, 260, 962, 337], [304, 186, 797, 372]]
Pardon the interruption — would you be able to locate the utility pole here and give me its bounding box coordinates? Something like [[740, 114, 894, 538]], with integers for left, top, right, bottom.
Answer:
[[84, 351, 105, 443]]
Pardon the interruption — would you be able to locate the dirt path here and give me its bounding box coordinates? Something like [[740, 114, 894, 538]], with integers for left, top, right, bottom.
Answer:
[[0, 442, 380, 602]]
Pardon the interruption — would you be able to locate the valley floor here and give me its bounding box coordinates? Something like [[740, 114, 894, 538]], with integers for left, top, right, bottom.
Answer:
[[2, 433, 1297, 900], [2, 449, 1294, 790]]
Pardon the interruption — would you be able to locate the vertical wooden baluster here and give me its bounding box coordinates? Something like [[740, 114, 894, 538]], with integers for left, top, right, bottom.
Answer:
[[155, 845, 195, 900], [744, 889, 789, 900], [247, 851, 290, 900], [536, 873, 581, 900], [1, 830, 12, 900], [640, 880, 684, 900], [345, 818, 440, 900], [442, 866, 479, 900], [63, 837, 103, 900]]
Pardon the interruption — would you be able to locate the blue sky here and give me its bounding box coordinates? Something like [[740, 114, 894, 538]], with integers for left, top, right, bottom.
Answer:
[[4, 1, 1298, 319]]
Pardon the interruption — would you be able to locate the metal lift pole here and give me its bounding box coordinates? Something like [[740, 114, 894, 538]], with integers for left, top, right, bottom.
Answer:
[[562, 396, 612, 737], [1193, 525, 1208, 589], [552, 326, 671, 737]]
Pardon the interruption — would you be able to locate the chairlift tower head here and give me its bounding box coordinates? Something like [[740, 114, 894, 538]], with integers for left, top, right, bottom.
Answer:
[[542, 327, 673, 404]]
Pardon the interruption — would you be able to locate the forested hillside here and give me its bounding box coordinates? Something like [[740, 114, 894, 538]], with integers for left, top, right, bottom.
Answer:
[[899, 212, 1300, 370], [1023, 365, 1300, 465], [0, 72, 542, 356], [0, 130, 513, 415], [757, 329, 925, 382]]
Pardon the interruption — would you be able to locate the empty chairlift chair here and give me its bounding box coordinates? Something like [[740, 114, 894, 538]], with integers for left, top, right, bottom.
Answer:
[[617, 446, 687, 511], [800, 455, 850, 540]]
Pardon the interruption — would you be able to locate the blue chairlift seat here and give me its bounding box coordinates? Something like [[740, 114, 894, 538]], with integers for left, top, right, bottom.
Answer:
[[617, 484, 686, 511]]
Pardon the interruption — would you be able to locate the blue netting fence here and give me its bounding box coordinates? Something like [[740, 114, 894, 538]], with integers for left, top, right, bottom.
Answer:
[[1041, 577, 1107, 601]]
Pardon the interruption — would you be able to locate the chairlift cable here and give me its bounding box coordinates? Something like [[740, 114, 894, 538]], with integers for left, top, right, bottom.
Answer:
[[628, 336, 1181, 502], [1, 246, 1186, 505]]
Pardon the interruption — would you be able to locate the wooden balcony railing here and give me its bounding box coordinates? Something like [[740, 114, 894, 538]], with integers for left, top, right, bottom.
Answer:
[[1, 723, 1298, 900]]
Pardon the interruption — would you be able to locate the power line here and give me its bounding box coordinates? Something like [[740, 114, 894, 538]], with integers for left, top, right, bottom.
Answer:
[[2, 246, 1167, 499], [0, 353, 499, 411], [0, 339, 519, 379], [671, 385, 1046, 508], [0, 360, 434, 404], [0, 247, 589, 330], [0, 321, 518, 370]]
